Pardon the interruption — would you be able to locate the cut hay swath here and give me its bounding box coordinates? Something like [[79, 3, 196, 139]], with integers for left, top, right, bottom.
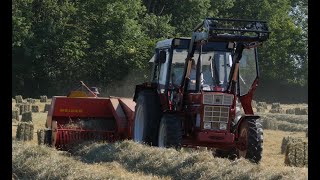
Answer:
[[264, 113, 308, 125], [258, 113, 307, 132], [284, 141, 308, 167], [12, 140, 308, 180]]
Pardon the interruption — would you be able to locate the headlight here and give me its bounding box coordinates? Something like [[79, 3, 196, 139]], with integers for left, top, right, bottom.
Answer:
[[219, 123, 227, 130], [204, 122, 211, 129]]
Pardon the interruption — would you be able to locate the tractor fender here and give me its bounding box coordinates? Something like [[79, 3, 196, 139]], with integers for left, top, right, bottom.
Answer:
[[133, 82, 158, 102], [233, 115, 260, 139]]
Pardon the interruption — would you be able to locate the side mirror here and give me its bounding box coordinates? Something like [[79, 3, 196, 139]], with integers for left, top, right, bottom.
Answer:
[[158, 50, 166, 64]]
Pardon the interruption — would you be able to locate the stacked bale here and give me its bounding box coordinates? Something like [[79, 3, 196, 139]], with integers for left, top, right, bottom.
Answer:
[[40, 95, 48, 103], [44, 104, 51, 112], [285, 109, 295, 114], [15, 95, 23, 103], [31, 105, 40, 113], [284, 141, 308, 167], [21, 111, 32, 122], [26, 98, 36, 104], [18, 103, 31, 115], [295, 107, 308, 115], [281, 136, 303, 154], [16, 122, 34, 141], [37, 129, 52, 145], [269, 103, 285, 114]]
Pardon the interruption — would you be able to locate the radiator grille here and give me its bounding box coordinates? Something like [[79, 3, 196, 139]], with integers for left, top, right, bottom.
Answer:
[[203, 94, 233, 105], [203, 105, 229, 130]]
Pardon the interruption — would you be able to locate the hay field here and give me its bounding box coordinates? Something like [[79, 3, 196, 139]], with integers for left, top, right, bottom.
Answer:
[[12, 100, 308, 179]]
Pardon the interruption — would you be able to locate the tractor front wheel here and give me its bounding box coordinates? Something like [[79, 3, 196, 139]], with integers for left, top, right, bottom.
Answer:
[[237, 119, 263, 163], [158, 114, 182, 149], [133, 90, 161, 146]]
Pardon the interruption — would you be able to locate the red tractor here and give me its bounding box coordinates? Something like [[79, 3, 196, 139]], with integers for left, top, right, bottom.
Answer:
[[132, 18, 270, 163]]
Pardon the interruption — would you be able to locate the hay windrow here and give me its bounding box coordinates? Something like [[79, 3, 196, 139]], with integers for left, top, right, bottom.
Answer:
[[12, 141, 163, 180], [67, 140, 307, 180]]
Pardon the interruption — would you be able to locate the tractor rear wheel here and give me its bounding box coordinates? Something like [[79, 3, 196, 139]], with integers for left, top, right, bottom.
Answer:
[[158, 114, 182, 149], [133, 90, 161, 146], [237, 119, 263, 163]]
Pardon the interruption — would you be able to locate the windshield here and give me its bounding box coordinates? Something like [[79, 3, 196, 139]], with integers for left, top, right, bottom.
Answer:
[[170, 49, 232, 91], [200, 51, 232, 91]]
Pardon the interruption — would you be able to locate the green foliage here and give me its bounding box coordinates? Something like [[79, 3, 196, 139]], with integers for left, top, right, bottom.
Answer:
[[12, 0, 308, 97]]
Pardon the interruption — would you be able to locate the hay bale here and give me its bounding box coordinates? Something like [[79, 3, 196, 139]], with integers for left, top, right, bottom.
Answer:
[[31, 105, 39, 113], [12, 109, 19, 121], [271, 103, 281, 109], [19, 103, 31, 115], [26, 98, 36, 104], [269, 108, 285, 114], [257, 107, 266, 113], [257, 102, 268, 109], [285, 109, 295, 114], [37, 129, 52, 145], [37, 129, 45, 145], [15, 95, 23, 103], [281, 136, 304, 154], [294, 108, 307, 115], [21, 111, 32, 122], [44, 104, 51, 112], [40, 95, 48, 103], [284, 141, 308, 167], [16, 122, 34, 141], [16, 123, 24, 140], [299, 108, 308, 115]]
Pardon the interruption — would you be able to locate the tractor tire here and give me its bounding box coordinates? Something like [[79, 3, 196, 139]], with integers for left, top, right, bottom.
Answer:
[[133, 90, 161, 146], [158, 114, 182, 149], [237, 118, 263, 163]]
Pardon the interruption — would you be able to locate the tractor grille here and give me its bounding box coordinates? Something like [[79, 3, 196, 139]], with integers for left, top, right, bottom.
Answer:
[[203, 94, 233, 105], [203, 106, 229, 130]]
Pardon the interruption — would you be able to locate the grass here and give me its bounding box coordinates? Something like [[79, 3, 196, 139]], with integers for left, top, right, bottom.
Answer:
[[12, 100, 308, 179]]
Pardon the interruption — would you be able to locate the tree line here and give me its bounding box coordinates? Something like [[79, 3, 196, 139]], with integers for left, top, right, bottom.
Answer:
[[12, 0, 307, 100]]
